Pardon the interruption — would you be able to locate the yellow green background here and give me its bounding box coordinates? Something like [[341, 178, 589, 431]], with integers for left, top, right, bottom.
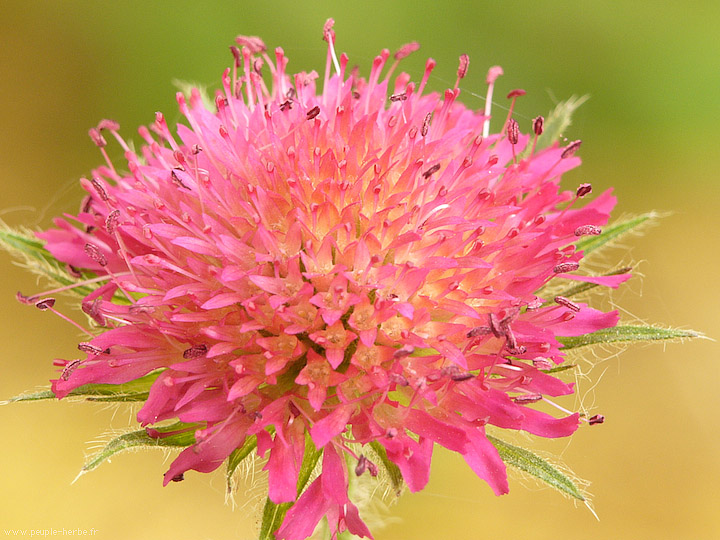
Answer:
[[1, 2, 718, 539]]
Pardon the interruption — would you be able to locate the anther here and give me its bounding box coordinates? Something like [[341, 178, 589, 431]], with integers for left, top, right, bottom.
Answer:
[[554, 296, 581, 312], [507, 119, 519, 145], [394, 42, 420, 60], [561, 140, 582, 159], [88, 128, 107, 147], [588, 414, 605, 425], [389, 92, 408, 102], [574, 225, 602, 236], [422, 164, 441, 179], [306, 106, 320, 120], [386, 427, 398, 439], [532, 116, 544, 136], [513, 394, 543, 404], [553, 261, 580, 274], [235, 35, 266, 53], [35, 298, 56, 310], [322, 18, 336, 43], [61, 359, 82, 381], [90, 178, 109, 201], [105, 209, 120, 234], [171, 169, 190, 189], [183, 344, 208, 359], [532, 357, 554, 370], [389, 373, 409, 386], [84, 243, 107, 267], [78, 342, 108, 355], [421, 112, 431, 137], [229, 45, 241, 67], [457, 54, 470, 80], [576, 183, 593, 198], [97, 119, 120, 131]]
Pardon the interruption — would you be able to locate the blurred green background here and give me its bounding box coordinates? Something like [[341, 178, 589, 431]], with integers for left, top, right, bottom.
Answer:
[[1, 1, 718, 539]]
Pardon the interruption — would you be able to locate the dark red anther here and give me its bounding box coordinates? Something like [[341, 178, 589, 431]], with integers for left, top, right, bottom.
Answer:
[[105, 209, 120, 234], [554, 296, 581, 312], [171, 169, 190, 190], [394, 42, 420, 60], [576, 183, 593, 197], [553, 261, 580, 274], [306, 106, 320, 120], [183, 344, 208, 359], [589, 414, 605, 425], [513, 394, 543, 404], [61, 359, 82, 381], [421, 112, 432, 137], [506, 89, 526, 99], [386, 427, 398, 439], [457, 54, 470, 79], [507, 118, 519, 145], [88, 128, 107, 147], [84, 243, 107, 267], [422, 163, 441, 179], [279, 100, 293, 111], [355, 455, 368, 476], [229, 46, 242, 67], [561, 140, 582, 159], [169, 473, 185, 483], [574, 225, 602, 236], [191, 144, 202, 155], [532, 116, 544, 136], [389, 92, 408, 102], [78, 342, 106, 355], [91, 178, 109, 201], [35, 298, 56, 310]]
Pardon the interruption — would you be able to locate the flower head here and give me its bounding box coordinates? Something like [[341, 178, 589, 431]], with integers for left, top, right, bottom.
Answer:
[[30, 21, 629, 539]]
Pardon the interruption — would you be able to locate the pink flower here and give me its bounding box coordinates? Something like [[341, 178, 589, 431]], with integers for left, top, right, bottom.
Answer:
[[30, 21, 628, 539]]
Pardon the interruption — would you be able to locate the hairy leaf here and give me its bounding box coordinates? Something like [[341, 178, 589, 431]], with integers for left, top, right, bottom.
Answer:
[[559, 325, 700, 349], [488, 434, 585, 500], [369, 440, 404, 496], [6, 371, 162, 403], [80, 421, 198, 475], [535, 95, 589, 151]]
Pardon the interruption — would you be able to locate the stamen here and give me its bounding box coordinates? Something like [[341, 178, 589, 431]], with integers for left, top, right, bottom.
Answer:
[[588, 414, 605, 425], [306, 106, 321, 120], [532, 116, 544, 135], [322, 18, 341, 77], [513, 394, 543, 404], [483, 66, 503, 138], [422, 164, 441, 179], [393, 42, 420, 61], [389, 92, 407, 102]]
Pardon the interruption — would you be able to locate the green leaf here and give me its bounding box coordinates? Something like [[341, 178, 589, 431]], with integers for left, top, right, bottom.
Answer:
[[6, 371, 162, 404], [535, 95, 589, 151], [558, 325, 701, 350], [258, 432, 323, 540], [79, 421, 198, 475], [575, 212, 658, 256], [487, 434, 585, 501], [369, 440, 404, 495]]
